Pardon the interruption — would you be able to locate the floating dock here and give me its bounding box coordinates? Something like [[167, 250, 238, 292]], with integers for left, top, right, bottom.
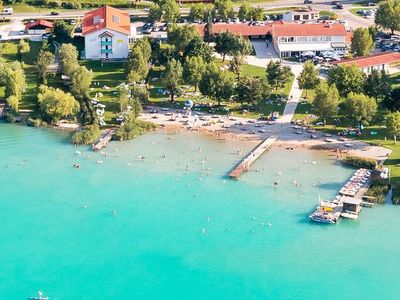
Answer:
[[309, 168, 373, 224], [92, 129, 115, 151], [229, 135, 278, 179]]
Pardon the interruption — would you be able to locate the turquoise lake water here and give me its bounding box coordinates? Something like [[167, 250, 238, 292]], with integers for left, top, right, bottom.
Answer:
[[1, 123, 400, 299]]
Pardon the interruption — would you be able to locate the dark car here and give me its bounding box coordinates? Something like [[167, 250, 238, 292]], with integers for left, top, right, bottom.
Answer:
[[336, 4, 344, 9], [304, 0, 313, 4], [50, 11, 59, 15]]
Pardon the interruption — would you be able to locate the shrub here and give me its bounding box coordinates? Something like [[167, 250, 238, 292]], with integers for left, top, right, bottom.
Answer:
[[365, 178, 389, 204], [341, 156, 377, 169], [26, 117, 47, 127], [71, 124, 100, 145], [114, 119, 157, 141]]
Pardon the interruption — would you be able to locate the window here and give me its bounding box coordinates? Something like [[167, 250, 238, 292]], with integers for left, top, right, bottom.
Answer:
[[113, 15, 120, 24], [303, 15, 309, 20], [294, 15, 300, 21], [94, 15, 100, 24]]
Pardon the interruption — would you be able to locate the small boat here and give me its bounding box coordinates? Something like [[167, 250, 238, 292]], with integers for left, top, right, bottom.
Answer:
[[324, 134, 332, 137], [306, 128, 316, 133], [360, 201, 374, 208], [341, 212, 358, 220], [29, 291, 48, 300], [309, 213, 336, 224], [325, 138, 334, 142]]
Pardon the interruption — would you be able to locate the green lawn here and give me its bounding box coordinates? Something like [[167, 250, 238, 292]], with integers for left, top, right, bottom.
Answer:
[[81, 60, 127, 123]]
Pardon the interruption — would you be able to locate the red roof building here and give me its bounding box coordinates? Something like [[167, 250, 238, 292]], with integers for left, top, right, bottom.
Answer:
[[82, 5, 131, 36], [25, 19, 54, 34], [333, 52, 400, 74], [194, 21, 349, 57]]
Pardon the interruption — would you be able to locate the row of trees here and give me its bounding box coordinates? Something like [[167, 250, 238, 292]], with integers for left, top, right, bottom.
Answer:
[[296, 61, 392, 127]]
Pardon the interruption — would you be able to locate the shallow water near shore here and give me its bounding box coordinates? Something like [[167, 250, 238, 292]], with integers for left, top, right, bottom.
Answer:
[[1, 123, 400, 299]]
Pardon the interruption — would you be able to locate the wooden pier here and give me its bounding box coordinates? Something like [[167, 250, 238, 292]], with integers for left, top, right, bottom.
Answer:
[[92, 129, 115, 151], [229, 135, 278, 179]]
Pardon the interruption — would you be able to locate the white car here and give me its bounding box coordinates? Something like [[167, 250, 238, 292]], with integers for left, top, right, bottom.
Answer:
[[19, 30, 24, 35]]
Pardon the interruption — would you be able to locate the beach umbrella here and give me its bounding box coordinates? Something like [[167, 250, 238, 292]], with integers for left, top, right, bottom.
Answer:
[[184, 100, 194, 108]]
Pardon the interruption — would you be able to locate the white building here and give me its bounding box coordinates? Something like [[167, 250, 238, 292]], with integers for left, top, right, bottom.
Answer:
[[82, 6, 131, 60], [333, 52, 400, 74], [272, 23, 349, 58], [282, 8, 319, 22]]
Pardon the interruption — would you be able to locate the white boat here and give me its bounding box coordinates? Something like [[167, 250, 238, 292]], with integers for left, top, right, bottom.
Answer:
[[341, 212, 358, 220], [29, 291, 48, 300]]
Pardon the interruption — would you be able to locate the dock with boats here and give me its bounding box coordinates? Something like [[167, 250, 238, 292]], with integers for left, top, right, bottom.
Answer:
[[229, 135, 278, 179], [309, 168, 373, 224], [92, 129, 115, 151]]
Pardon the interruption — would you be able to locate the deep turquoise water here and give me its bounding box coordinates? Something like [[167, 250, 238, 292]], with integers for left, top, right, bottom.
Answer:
[[1, 123, 400, 299]]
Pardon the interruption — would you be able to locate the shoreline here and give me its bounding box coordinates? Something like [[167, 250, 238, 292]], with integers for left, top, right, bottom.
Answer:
[[139, 110, 391, 163]]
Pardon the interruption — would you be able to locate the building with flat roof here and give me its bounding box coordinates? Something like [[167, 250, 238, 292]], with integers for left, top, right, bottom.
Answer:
[[332, 52, 400, 74], [82, 6, 131, 60], [272, 23, 348, 57], [282, 8, 319, 22]]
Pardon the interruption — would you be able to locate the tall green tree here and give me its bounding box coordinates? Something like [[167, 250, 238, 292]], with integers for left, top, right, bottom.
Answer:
[[148, 4, 163, 23], [236, 76, 270, 104], [199, 63, 233, 106], [328, 64, 365, 97], [168, 25, 200, 55], [386, 111, 400, 143], [250, 6, 264, 21], [38, 85, 80, 123], [71, 66, 93, 98], [344, 92, 377, 127], [351, 27, 375, 57], [164, 59, 183, 102], [312, 81, 340, 126], [215, 31, 251, 61], [184, 35, 213, 62], [58, 43, 79, 77], [36, 50, 54, 83], [132, 37, 152, 63], [163, 0, 181, 23], [17, 39, 30, 62], [229, 54, 245, 81], [214, 0, 234, 21], [375, 0, 400, 34], [183, 56, 206, 91], [189, 3, 206, 22], [238, 2, 251, 21], [297, 60, 320, 97], [118, 84, 131, 112], [364, 69, 391, 102], [383, 87, 400, 111], [127, 46, 149, 84], [4, 62, 26, 102], [266, 61, 292, 89]]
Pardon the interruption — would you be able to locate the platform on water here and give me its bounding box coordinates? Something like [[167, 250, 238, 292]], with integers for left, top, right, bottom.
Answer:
[[229, 135, 278, 179], [309, 168, 372, 224], [92, 129, 115, 151]]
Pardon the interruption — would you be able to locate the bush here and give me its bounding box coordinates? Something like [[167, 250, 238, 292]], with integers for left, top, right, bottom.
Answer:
[[341, 156, 377, 169], [365, 178, 389, 204], [392, 183, 400, 205], [114, 119, 157, 141], [26, 117, 47, 127], [71, 124, 100, 145]]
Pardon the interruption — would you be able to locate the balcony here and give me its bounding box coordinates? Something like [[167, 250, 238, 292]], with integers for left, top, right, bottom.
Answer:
[[101, 48, 113, 54], [101, 41, 112, 45]]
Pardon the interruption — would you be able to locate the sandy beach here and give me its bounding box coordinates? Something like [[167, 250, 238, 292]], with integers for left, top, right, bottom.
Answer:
[[139, 107, 391, 162]]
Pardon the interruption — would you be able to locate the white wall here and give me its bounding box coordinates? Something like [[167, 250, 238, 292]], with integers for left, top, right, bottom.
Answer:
[[84, 28, 129, 60]]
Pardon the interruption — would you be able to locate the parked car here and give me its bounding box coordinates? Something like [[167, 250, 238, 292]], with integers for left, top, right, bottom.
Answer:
[[50, 11, 59, 16], [304, 0, 313, 3], [336, 4, 344, 9], [19, 30, 24, 35]]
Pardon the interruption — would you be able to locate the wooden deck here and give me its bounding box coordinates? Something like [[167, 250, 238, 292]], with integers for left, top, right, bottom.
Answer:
[[229, 135, 278, 179], [92, 129, 115, 151]]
